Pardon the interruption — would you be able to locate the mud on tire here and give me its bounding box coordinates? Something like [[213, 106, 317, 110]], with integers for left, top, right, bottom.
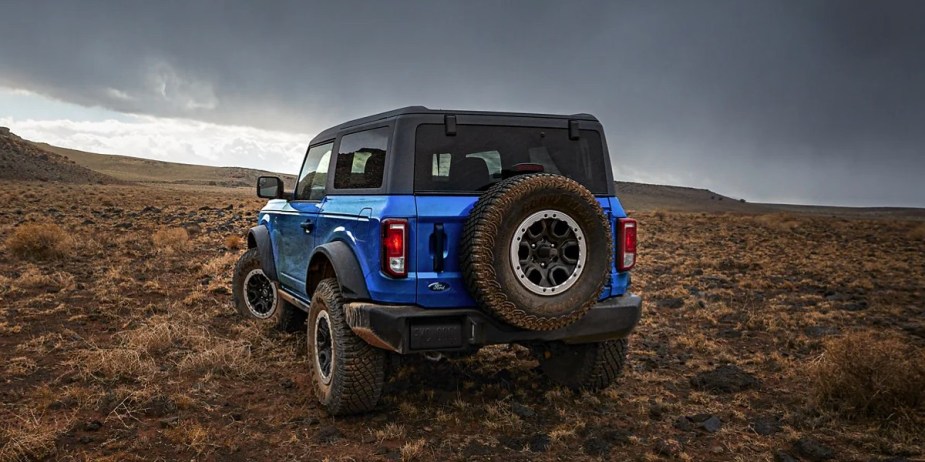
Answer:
[[232, 248, 306, 333], [533, 339, 628, 390], [460, 173, 613, 331], [308, 278, 386, 415]]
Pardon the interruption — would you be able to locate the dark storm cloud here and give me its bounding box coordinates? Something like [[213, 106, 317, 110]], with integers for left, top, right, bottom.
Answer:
[[1, 0, 923, 206]]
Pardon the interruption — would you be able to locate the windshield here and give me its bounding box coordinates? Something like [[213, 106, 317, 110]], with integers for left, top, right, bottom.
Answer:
[[413, 124, 608, 194]]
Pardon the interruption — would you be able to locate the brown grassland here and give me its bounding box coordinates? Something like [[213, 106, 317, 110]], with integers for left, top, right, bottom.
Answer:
[[0, 181, 923, 461]]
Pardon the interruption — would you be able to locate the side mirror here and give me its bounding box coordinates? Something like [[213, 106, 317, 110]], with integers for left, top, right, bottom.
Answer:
[[257, 176, 284, 199]]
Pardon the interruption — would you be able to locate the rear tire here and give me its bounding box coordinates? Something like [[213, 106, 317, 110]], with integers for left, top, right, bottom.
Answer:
[[308, 278, 386, 415], [231, 248, 306, 333], [532, 338, 628, 390]]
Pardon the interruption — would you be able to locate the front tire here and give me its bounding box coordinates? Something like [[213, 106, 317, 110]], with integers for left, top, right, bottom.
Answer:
[[308, 278, 386, 415], [532, 338, 628, 390], [231, 248, 306, 332]]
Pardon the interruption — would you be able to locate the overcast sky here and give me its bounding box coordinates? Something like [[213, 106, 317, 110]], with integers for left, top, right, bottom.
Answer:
[[1, 0, 923, 207]]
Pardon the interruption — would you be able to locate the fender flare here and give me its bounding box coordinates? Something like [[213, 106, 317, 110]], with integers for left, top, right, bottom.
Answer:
[[309, 241, 371, 300], [246, 225, 279, 282]]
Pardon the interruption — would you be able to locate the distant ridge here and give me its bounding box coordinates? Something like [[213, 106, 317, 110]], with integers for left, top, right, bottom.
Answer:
[[0, 127, 118, 184], [34, 142, 297, 189], [615, 181, 766, 212]]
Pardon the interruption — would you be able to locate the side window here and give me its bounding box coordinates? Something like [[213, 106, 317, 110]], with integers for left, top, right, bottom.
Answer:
[[333, 127, 390, 189], [294, 142, 333, 200]]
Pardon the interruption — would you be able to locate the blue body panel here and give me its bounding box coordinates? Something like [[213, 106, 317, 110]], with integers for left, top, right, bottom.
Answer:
[[260, 193, 631, 308]]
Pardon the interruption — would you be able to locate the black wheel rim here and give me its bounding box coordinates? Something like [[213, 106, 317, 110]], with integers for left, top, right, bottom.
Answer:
[[244, 269, 276, 318], [315, 312, 333, 382], [510, 209, 587, 296]]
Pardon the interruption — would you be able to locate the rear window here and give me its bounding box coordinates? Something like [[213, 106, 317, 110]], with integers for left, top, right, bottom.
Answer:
[[414, 124, 607, 194]]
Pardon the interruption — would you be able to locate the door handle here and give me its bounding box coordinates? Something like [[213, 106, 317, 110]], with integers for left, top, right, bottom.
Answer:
[[300, 219, 314, 233], [432, 223, 445, 272]]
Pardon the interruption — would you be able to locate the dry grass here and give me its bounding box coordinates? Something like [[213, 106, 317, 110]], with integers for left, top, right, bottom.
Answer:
[[908, 223, 925, 240], [0, 411, 73, 462], [811, 332, 925, 421], [74, 347, 158, 381], [177, 339, 256, 377], [400, 438, 427, 461], [164, 421, 211, 456], [4, 223, 73, 260], [754, 212, 803, 232], [372, 423, 406, 443], [12, 267, 74, 293], [222, 234, 243, 250], [151, 227, 190, 254]]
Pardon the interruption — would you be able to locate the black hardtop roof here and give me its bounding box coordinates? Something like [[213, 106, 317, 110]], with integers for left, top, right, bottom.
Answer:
[[311, 106, 600, 143]]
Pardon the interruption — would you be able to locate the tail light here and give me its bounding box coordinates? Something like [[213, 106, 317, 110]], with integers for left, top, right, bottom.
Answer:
[[617, 218, 637, 271], [382, 219, 408, 278]]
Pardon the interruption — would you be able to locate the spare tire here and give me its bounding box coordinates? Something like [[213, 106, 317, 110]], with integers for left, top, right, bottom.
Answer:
[[460, 173, 612, 331]]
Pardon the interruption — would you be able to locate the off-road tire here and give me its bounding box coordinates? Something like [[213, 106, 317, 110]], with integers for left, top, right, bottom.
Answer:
[[232, 248, 306, 332], [460, 173, 613, 331], [533, 338, 628, 390], [308, 278, 386, 415]]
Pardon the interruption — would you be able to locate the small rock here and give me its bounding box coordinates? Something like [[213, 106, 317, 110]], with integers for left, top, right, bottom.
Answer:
[[804, 326, 840, 338], [183, 223, 202, 236], [824, 291, 849, 301], [288, 416, 319, 426], [511, 402, 536, 418], [84, 420, 102, 432], [582, 437, 611, 456], [774, 451, 798, 462], [144, 395, 177, 417], [528, 433, 550, 452], [656, 297, 685, 309], [700, 415, 722, 433], [794, 437, 835, 461], [462, 441, 494, 458], [840, 301, 869, 311], [751, 416, 782, 435], [312, 425, 342, 444], [654, 438, 682, 457], [159, 416, 180, 428], [690, 365, 759, 393], [717, 328, 742, 339], [673, 416, 693, 431]]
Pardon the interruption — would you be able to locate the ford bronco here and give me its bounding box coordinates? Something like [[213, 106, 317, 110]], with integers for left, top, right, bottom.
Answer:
[[232, 107, 642, 415]]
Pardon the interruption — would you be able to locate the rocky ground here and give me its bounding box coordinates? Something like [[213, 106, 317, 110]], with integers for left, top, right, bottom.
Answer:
[[0, 181, 923, 461]]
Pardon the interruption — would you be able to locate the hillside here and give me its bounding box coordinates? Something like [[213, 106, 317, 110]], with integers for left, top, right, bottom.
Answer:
[[0, 128, 118, 184], [34, 142, 297, 189], [615, 181, 769, 213]]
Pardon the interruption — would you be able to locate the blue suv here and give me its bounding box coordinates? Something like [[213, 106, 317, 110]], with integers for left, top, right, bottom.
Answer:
[[232, 107, 642, 415]]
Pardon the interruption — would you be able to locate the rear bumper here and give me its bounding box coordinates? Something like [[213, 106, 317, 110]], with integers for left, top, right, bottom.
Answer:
[[343, 294, 642, 354]]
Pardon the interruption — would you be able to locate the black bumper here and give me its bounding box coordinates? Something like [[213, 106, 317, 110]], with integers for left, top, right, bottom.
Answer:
[[343, 295, 642, 354]]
